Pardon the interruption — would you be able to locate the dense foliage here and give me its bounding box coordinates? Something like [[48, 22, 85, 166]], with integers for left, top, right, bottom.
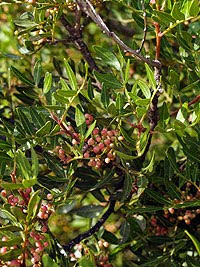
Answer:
[[0, 0, 200, 266]]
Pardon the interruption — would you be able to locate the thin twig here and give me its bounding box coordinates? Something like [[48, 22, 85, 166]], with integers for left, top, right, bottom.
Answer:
[[137, 0, 147, 53], [76, 0, 161, 69], [60, 14, 99, 71], [50, 112, 80, 142], [62, 198, 116, 252], [170, 94, 200, 117]]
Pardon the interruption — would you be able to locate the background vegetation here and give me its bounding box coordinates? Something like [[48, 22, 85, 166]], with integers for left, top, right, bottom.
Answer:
[[0, 0, 200, 266]]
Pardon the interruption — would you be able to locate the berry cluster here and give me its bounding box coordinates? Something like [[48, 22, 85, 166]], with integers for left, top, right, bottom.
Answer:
[[150, 216, 168, 236], [0, 189, 53, 267], [149, 184, 200, 236], [96, 240, 112, 267], [56, 113, 124, 169]]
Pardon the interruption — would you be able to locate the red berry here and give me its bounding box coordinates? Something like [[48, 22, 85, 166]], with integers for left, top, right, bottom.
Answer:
[[107, 131, 113, 137], [101, 128, 107, 136], [84, 152, 90, 158], [1, 190, 7, 197], [85, 113, 90, 119], [26, 188, 32, 194], [96, 136, 101, 142], [88, 115, 93, 122], [93, 146, 100, 154], [44, 241, 49, 247], [88, 138, 95, 146], [118, 136, 124, 141], [41, 226, 48, 233], [41, 205, 47, 212], [104, 139, 111, 146], [47, 193, 53, 200], [98, 143, 104, 149], [0, 247, 7, 253], [93, 128, 99, 135], [107, 152, 113, 158], [168, 208, 174, 214], [72, 139, 78, 145], [13, 197, 19, 203], [86, 119, 90, 125], [105, 158, 110, 164]]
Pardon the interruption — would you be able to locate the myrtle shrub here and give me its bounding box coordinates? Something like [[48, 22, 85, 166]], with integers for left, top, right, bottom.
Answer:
[[0, 0, 200, 266]]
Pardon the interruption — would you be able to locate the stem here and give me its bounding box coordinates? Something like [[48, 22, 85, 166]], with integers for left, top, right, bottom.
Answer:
[[137, 0, 147, 53], [159, 16, 196, 37], [154, 22, 161, 60], [50, 112, 80, 142], [60, 14, 99, 71], [62, 198, 116, 252], [76, 0, 161, 69], [170, 94, 200, 117]]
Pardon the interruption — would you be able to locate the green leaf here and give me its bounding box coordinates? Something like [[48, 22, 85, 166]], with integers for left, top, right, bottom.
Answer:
[[0, 152, 12, 161], [126, 206, 163, 214], [142, 151, 155, 173], [16, 149, 31, 180], [11, 66, 34, 87], [64, 58, 77, 90], [31, 148, 39, 179], [119, 220, 130, 244], [36, 121, 52, 137], [115, 151, 139, 160], [159, 102, 169, 128], [22, 178, 37, 188], [88, 78, 94, 100], [0, 208, 18, 223], [119, 126, 135, 144], [93, 46, 120, 70], [0, 140, 11, 151], [33, 59, 42, 86], [101, 83, 110, 108], [102, 230, 119, 244], [56, 89, 77, 97], [164, 179, 182, 200], [76, 205, 104, 218], [43, 72, 52, 94], [85, 120, 96, 139], [1, 182, 24, 190], [189, 0, 199, 17], [173, 199, 200, 209], [121, 174, 133, 202], [116, 93, 124, 113], [146, 189, 172, 205], [171, 2, 185, 20], [79, 258, 95, 267], [27, 190, 40, 222], [16, 108, 35, 136], [0, 236, 22, 247], [30, 107, 45, 129], [0, 248, 22, 261], [185, 230, 200, 256], [94, 72, 123, 89], [60, 77, 71, 91], [44, 151, 65, 177], [75, 106, 85, 127], [124, 58, 130, 83], [14, 19, 38, 27], [0, 225, 22, 232], [166, 147, 182, 174], [92, 170, 114, 190], [141, 255, 169, 266], [42, 255, 59, 267], [145, 63, 156, 90], [137, 80, 151, 99], [154, 10, 176, 25]]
